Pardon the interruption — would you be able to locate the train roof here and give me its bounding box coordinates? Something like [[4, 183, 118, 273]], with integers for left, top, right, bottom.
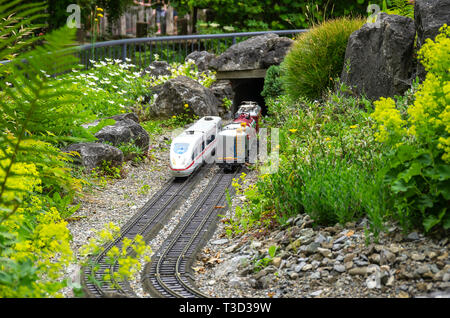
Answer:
[[185, 116, 221, 133]]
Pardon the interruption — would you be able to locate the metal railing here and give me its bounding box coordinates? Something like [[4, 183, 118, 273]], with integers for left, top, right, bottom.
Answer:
[[1, 30, 307, 70]]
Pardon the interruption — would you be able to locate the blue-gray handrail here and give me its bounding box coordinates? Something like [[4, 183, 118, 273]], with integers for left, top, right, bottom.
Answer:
[[1, 29, 307, 69]]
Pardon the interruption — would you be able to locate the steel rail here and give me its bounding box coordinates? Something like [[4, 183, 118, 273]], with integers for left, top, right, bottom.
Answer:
[[82, 165, 207, 297], [149, 167, 241, 298]]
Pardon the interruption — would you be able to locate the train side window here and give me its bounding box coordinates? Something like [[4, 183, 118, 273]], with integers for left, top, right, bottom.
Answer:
[[201, 141, 205, 151], [207, 135, 215, 145]]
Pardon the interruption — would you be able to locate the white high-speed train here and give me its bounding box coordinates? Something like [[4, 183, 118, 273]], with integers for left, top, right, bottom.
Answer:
[[169, 116, 222, 177]]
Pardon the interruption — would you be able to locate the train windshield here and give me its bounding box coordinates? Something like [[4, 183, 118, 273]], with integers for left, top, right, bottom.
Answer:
[[173, 143, 189, 154]]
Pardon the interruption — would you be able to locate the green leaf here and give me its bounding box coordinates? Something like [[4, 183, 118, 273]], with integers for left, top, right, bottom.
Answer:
[[423, 209, 446, 232], [399, 161, 422, 183], [268, 245, 277, 258], [435, 164, 450, 181], [390, 178, 411, 193]]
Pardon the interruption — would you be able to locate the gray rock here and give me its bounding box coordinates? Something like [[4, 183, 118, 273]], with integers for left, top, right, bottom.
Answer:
[[63, 142, 123, 171], [107, 112, 139, 123], [211, 238, 229, 245], [294, 262, 307, 273], [142, 60, 172, 77], [333, 264, 346, 273], [305, 242, 321, 255], [229, 277, 244, 289], [95, 118, 150, 151], [415, 0, 450, 79], [334, 236, 347, 244], [354, 259, 369, 267], [185, 51, 216, 72], [151, 76, 220, 118], [406, 231, 420, 241], [310, 272, 321, 279], [216, 255, 249, 278], [341, 13, 416, 100], [261, 36, 294, 68], [209, 80, 235, 115], [210, 33, 292, 71]]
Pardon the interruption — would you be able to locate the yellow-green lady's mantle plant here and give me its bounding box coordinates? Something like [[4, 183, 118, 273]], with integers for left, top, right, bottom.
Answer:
[[372, 25, 450, 234]]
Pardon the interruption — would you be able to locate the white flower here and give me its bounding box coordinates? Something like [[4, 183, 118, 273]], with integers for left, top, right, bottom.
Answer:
[[108, 100, 115, 104], [125, 58, 131, 62], [114, 59, 122, 64]]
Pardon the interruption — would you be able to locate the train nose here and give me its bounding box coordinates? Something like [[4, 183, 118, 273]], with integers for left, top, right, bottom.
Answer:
[[171, 154, 187, 169]]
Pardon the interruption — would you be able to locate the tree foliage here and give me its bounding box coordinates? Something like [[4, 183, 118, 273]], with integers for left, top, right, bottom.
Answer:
[[172, 0, 381, 30]]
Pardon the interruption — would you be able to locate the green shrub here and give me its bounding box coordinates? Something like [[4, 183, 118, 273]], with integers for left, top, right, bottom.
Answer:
[[240, 90, 387, 232], [372, 25, 450, 234], [281, 17, 365, 101], [261, 65, 284, 102], [299, 155, 387, 226]]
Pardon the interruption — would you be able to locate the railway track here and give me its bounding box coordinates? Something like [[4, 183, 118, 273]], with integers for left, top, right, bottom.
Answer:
[[81, 165, 209, 297], [142, 166, 243, 298]]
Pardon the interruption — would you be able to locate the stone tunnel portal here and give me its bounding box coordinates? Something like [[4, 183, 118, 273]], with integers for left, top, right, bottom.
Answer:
[[216, 69, 268, 117]]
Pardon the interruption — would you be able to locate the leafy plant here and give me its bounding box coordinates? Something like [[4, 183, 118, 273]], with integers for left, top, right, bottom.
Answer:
[[0, 9, 84, 294], [261, 65, 284, 102], [253, 245, 278, 272], [383, 0, 414, 19], [372, 25, 450, 233]]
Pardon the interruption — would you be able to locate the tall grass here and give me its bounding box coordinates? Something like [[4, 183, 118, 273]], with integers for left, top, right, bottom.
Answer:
[[281, 17, 365, 101]]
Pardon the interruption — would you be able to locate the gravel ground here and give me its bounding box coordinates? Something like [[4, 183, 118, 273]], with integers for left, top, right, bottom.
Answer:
[[62, 139, 171, 297]]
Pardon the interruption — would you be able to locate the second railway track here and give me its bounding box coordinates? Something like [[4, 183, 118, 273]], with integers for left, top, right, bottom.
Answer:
[[81, 165, 210, 297], [142, 166, 243, 298]]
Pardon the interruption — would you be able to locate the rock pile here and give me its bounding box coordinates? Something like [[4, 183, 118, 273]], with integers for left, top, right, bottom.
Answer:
[[194, 207, 450, 298], [64, 113, 150, 171]]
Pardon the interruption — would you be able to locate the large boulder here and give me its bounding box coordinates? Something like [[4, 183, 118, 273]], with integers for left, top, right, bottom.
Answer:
[[341, 13, 416, 100], [185, 51, 216, 72], [210, 33, 293, 71], [209, 80, 234, 103], [150, 75, 220, 118], [63, 142, 124, 171], [209, 80, 235, 116], [415, 0, 450, 79], [95, 118, 150, 151], [261, 36, 294, 68]]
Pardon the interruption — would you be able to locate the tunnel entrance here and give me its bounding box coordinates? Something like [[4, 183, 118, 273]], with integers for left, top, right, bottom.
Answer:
[[216, 69, 268, 117], [231, 78, 266, 116]]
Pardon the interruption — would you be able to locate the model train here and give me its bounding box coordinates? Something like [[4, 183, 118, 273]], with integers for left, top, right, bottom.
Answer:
[[169, 101, 261, 177]]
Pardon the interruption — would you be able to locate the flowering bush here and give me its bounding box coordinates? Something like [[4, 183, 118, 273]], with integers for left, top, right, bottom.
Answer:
[[63, 57, 216, 123], [372, 25, 450, 233]]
